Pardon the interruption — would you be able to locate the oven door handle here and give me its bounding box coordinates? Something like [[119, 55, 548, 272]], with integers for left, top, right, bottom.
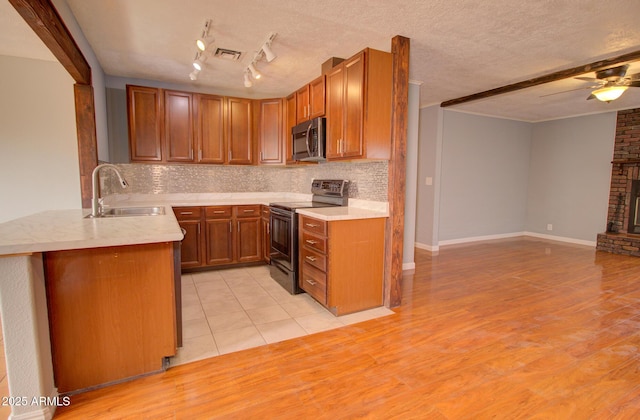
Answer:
[[305, 122, 312, 156]]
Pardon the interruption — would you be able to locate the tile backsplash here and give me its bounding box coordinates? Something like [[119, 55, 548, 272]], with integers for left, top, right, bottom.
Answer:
[[103, 161, 389, 202]]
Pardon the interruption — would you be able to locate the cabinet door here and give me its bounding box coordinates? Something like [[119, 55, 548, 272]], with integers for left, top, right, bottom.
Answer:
[[195, 94, 225, 164], [309, 75, 326, 119], [261, 216, 270, 262], [178, 220, 202, 268], [227, 97, 253, 164], [342, 51, 365, 158], [164, 90, 194, 162], [237, 218, 261, 263], [205, 219, 234, 265], [296, 85, 310, 122], [285, 93, 296, 163], [325, 65, 344, 159], [127, 85, 163, 162], [258, 98, 284, 165]]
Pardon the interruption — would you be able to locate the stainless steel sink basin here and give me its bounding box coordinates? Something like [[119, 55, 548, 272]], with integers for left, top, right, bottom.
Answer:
[[87, 206, 166, 218]]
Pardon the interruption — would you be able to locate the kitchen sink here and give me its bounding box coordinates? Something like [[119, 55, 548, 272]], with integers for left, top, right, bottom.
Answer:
[[87, 206, 166, 218]]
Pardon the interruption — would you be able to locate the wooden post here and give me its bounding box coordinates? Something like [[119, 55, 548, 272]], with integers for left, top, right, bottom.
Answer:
[[385, 36, 410, 308]]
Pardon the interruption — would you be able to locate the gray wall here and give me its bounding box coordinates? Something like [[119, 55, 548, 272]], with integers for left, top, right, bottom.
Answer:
[[415, 105, 442, 249], [525, 112, 616, 242], [438, 111, 532, 241]]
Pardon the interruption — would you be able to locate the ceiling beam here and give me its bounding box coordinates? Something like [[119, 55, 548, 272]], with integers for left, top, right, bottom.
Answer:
[[441, 49, 640, 108], [9, 0, 91, 85]]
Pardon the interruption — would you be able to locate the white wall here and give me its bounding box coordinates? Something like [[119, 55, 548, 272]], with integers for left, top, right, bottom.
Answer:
[[438, 111, 532, 242], [402, 82, 420, 269], [0, 55, 80, 223], [525, 113, 616, 243]]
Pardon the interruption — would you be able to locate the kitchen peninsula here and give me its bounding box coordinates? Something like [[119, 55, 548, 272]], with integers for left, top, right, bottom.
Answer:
[[0, 206, 183, 415]]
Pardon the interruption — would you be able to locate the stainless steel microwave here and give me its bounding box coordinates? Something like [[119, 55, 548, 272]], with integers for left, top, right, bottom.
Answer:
[[292, 117, 326, 162]]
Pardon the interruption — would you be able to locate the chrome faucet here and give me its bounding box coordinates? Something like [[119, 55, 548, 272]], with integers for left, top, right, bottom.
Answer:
[[91, 164, 129, 217]]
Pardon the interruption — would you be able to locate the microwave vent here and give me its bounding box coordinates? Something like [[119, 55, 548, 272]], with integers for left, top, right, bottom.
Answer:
[[213, 48, 243, 61]]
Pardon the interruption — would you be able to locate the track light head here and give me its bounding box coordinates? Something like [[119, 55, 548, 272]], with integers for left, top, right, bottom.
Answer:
[[248, 63, 261, 79], [262, 42, 277, 62], [193, 57, 203, 71], [189, 69, 200, 81], [244, 71, 253, 88]]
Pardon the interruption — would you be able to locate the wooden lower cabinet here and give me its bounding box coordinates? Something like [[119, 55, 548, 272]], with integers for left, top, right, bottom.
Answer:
[[299, 215, 385, 315], [44, 242, 177, 393], [261, 205, 271, 262], [174, 205, 262, 270]]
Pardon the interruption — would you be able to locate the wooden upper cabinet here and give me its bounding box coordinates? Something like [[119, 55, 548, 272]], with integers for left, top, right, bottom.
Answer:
[[308, 75, 326, 119], [127, 85, 163, 162], [195, 94, 225, 164], [258, 98, 284, 165], [296, 85, 310, 122], [285, 93, 296, 163], [326, 65, 345, 159], [325, 49, 392, 161], [227, 97, 253, 165], [295, 75, 326, 124], [164, 90, 194, 162]]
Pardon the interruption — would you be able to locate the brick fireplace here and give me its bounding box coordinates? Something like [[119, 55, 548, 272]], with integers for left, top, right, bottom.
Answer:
[[597, 108, 640, 256]]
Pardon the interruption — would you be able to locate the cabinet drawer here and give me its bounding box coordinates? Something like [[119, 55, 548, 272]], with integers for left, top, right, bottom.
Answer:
[[301, 231, 326, 253], [205, 206, 232, 219], [261, 205, 271, 218], [173, 206, 202, 220], [300, 262, 327, 305], [236, 205, 261, 218], [300, 216, 327, 236], [300, 246, 327, 272]]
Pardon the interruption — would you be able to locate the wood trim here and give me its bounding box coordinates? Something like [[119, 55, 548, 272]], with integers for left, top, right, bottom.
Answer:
[[11, 0, 97, 207], [441, 49, 640, 107], [74, 84, 98, 208], [385, 36, 410, 308], [9, 0, 91, 85]]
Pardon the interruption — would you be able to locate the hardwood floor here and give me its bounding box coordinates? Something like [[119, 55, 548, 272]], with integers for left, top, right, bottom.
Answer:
[[54, 237, 640, 419]]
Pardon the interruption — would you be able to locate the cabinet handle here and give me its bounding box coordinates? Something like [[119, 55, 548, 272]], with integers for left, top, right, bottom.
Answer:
[[180, 211, 193, 215], [305, 223, 319, 228], [229, 221, 232, 232], [237, 221, 240, 232], [305, 239, 318, 245], [305, 279, 317, 286], [198, 149, 202, 161], [228, 150, 232, 161], [305, 255, 317, 262], [243, 209, 255, 213], [213, 210, 225, 214], [197, 224, 200, 234]]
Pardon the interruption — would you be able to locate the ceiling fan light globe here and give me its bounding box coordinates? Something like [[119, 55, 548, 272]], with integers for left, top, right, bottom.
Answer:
[[593, 86, 628, 102]]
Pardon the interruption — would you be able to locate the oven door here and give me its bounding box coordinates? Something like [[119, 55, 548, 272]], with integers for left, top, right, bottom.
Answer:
[[270, 207, 297, 271]]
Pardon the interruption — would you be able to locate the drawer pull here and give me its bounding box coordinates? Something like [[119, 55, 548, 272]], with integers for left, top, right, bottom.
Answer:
[[213, 210, 225, 214], [305, 239, 318, 245], [305, 256, 317, 262], [305, 279, 317, 286], [305, 223, 319, 228], [180, 211, 193, 215], [243, 209, 255, 213]]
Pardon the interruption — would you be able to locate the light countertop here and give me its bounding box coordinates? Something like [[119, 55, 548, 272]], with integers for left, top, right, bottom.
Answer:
[[0, 193, 388, 256], [0, 206, 182, 256]]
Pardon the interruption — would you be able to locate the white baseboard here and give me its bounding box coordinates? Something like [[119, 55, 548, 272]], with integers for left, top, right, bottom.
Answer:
[[415, 242, 439, 252], [417, 231, 597, 250], [402, 262, 415, 271], [523, 231, 596, 247]]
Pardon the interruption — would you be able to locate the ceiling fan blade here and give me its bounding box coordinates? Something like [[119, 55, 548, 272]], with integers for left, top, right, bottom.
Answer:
[[629, 81, 640, 87], [540, 85, 600, 98], [587, 93, 596, 100], [575, 76, 599, 82], [629, 72, 640, 81]]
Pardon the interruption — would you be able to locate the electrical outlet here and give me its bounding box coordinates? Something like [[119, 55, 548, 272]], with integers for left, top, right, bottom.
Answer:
[[546, 224, 553, 231], [425, 177, 433, 186]]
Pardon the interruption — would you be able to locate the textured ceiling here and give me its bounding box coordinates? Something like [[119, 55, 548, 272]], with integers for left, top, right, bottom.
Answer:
[[2, 0, 640, 122]]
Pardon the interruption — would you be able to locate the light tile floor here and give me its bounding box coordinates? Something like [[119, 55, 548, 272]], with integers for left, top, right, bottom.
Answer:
[[171, 265, 394, 366]]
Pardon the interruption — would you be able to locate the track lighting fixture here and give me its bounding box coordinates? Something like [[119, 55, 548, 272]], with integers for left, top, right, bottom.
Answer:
[[243, 70, 253, 88], [195, 19, 214, 52], [261, 33, 278, 63], [189, 69, 200, 81], [248, 62, 261, 79], [193, 56, 204, 71]]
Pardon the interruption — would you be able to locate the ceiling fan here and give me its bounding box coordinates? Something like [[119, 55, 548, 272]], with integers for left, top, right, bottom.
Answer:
[[545, 64, 640, 102]]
